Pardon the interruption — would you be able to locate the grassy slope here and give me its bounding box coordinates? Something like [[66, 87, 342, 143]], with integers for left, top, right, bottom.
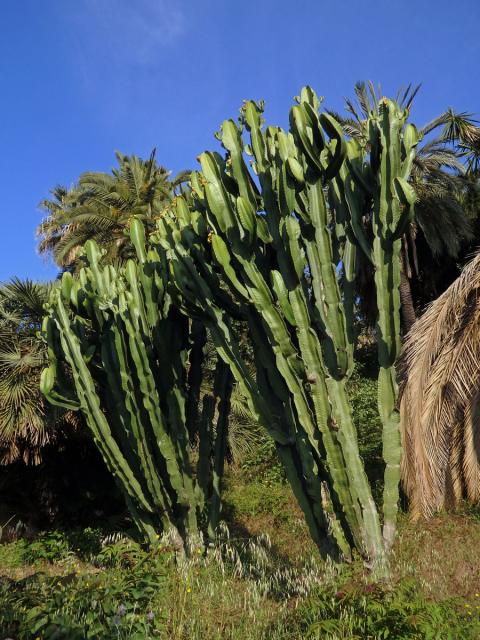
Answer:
[[1, 468, 480, 639]]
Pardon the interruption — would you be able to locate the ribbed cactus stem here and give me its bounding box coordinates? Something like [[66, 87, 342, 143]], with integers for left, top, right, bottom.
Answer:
[[345, 98, 419, 554], [208, 361, 233, 538]]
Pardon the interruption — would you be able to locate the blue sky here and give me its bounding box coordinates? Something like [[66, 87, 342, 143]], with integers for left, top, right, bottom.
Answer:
[[1, 0, 479, 280]]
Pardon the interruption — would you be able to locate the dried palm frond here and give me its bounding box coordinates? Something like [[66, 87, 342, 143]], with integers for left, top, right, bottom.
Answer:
[[399, 251, 480, 517], [226, 382, 262, 465]]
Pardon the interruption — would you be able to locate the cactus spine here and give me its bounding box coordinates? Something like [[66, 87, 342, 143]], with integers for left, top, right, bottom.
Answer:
[[41, 220, 232, 549]]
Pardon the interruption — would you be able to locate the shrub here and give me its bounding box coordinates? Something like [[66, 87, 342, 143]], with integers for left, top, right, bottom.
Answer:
[[0, 547, 172, 639], [289, 581, 480, 639]]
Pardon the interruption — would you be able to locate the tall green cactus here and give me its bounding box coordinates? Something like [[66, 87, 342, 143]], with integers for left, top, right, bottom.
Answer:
[[332, 98, 419, 549], [150, 88, 393, 571], [40, 220, 232, 550], [151, 89, 419, 573]]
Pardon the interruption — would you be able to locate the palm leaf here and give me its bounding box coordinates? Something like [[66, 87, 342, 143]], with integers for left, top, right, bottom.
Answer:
[[37, 151, 187, 269], [399, 251, 480, 517], [0, 278, 79, 465]]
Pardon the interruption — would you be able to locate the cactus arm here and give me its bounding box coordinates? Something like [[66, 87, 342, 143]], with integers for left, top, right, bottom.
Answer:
[[372, 101, 405, 549], [166, 239, 291, 445], [344, 99, 419, 553], [185, 320, 207, 440], [51, 298, 154, 514], [342, 239, 357, 367], [118, 298, 194, 524], [221, 119, 258, 208], [270, 270, 296, 326], [231, 258, 321, 441], [170, 241, 283, 443], [300, 178, 350, 377], [318, 112, 347, 180], [100, 319, 172, 515], [210, 204, 354, 557], [195, 393, 215, 521], [40, 364, 81, 411], [247, 312, 339, 555], [286, 288, 354, 557], [326, 376, 387, 566], [207, 361, 233, 538]]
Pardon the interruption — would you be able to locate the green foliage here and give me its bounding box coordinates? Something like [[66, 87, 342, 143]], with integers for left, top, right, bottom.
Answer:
[[292, 582, 480, 639], [37, 150, 190, 270], [23, 530, 74, 564], [348, 349, 383, 500], [22, 528, 105, 564], [350, 372, 382, 466], [93, 536, 147, 569], [0, 528, 105, 566], [0, 279, 77, 465], [64, 527, 104, 559], [0, 537, 28, 569], [224, 479, 291, 521], [239, 434, 286, 486], [2, 526, 479, 640], [0, 547, 172, 639]]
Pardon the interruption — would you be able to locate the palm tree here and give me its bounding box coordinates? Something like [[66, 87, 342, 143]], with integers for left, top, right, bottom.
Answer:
[[331, 82, 480, 332], [399, 251, 480, 517], [37, 149, 189, 269], [0, 279, 78, 464]]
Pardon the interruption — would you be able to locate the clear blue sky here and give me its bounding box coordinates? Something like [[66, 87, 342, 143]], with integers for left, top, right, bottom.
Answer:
[[1, 0, 479, 281]]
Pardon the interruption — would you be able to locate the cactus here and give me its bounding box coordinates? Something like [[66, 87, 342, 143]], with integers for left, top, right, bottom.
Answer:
[[151, 89, 419, 573], [332, 98, 419, 550], [40, 220, 233, 550], [40, 89, 419, 572], [150, 89, 393, 571]]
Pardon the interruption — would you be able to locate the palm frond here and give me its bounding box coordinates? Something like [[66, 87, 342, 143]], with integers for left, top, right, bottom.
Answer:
[[37, 151, 187, 268], [399, 251, 480, 517], [225, 382, 262, 464], [0, 278, 78, 465], [439, 109, 479, 144]]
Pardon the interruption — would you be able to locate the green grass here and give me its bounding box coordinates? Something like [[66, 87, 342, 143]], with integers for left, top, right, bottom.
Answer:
[[2, 499, 480, 639]]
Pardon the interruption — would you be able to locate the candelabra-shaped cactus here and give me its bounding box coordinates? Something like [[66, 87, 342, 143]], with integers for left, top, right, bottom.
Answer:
[[152, 88, 393, 570], [153, 88, 419, 573], [40, 220, 232, 550]]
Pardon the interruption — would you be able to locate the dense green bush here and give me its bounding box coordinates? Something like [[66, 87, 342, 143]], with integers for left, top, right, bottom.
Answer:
[[0, 543, 172, 639], [288, 581, 480, 639], [239, 434, 286, 485], [0, 528, 108, 565]]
